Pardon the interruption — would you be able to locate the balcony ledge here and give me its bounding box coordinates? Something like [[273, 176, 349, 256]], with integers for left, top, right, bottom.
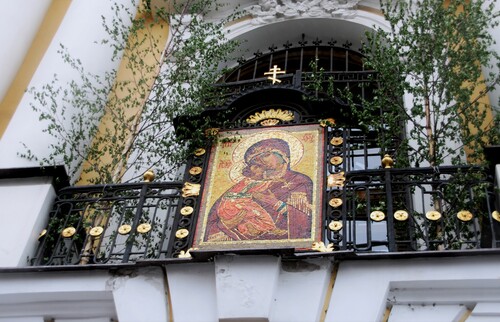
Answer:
[[2, 248, 500, 274], [0, 165, 69, 191]]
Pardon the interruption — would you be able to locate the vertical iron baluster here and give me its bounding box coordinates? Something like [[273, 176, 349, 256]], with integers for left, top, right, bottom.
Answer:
[[122, 183, 148, 263], [385, 168, 396, 251]]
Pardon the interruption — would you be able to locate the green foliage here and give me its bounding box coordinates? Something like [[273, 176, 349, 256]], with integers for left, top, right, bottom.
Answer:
[[362, 0, 500, 167], [22, 0, 241, 184]]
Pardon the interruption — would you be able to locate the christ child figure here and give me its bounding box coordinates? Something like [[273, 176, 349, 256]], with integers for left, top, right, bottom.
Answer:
[[216, 164, 287, 238]]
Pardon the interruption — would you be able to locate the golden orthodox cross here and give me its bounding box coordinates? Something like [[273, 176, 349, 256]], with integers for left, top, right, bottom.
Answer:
[[264, 65, 286, 84]]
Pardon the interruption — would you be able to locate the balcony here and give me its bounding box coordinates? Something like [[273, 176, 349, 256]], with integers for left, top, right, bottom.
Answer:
[[328, 166, 499, 254], [29, 165, 500, 266], [31, 181, 183, 266]]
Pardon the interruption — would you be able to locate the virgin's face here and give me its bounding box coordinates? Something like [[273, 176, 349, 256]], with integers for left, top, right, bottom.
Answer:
[[254, 152, 284, 170]]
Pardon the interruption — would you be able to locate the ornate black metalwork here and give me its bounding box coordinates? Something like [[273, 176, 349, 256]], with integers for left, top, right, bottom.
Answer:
[[210, 41, 378, 121], [328, 38, 337, 47], [342, 40, 353, 49], [167, 147, 211, 258], [31, 38, 500, 266], [312, 38, 322, 46], [31, 182, 182, 265], [32, 152, 498, 265], [326, 165, 497, 252]]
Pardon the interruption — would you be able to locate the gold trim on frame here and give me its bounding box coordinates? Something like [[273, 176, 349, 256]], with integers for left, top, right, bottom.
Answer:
[[182, 182, 201, 197], [327, 172, 345, 188], [246, 109, 294, 125], [312, 241, 334, 252]]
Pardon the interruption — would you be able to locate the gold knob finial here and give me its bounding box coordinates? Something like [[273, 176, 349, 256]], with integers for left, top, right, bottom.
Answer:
[[143, 169, 155, 182], [381, 154, 394, 168]]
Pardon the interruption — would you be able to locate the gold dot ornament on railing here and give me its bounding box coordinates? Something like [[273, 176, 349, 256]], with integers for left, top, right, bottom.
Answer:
[[175, 229, 189, 239], [180, 206, 194, 216], [394, 210, 409, 221], [457, 210, 473, 222], [370, 210, 385, 222], [329, 198, 343, 208], [189, 167, 202, 175], [143, 169, 155, 182], [381, 154, 394, 168], [38, 229, 47, 240], [137, 223, 151, 234], [426, 210, 441, 221], [330, 137, 343, 146], [492, 210, 500, 223], [61, 227, 76, 238], [330, 156, 343, 166], [118, 224, 132, 235], [89, 226, 104, 237], [194, 148, 206, 156], [328, 221, 343, 231]]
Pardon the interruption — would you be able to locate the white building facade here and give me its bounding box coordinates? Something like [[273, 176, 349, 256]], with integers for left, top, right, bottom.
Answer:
[[1, 1, 500, 321]]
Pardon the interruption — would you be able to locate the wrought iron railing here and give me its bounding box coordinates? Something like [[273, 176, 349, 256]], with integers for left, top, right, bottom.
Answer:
[[211, 70, 377, 109], [31, 166, 499, 266], [326, 166, 499, 253], [31, 182, 182, 266]]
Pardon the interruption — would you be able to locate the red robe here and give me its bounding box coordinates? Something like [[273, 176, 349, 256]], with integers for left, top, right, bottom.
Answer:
[[205, 169, 313, 241]]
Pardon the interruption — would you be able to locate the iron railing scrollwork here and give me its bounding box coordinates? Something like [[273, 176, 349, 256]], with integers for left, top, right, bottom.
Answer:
[[325, 166, 498, 252], [31, 165, 499, 266], [166, 146, 211, 258], [31, 182, 182, 266]]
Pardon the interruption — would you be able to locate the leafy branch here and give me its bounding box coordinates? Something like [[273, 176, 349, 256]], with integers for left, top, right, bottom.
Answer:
[[23, 0, 241, 184], [361, 0, 500, 167]]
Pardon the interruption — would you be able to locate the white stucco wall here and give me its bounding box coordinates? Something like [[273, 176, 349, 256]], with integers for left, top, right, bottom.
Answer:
[[328, 256, 500, 322], [0, 0, 137, 175], [0, 267, 168, 322], [1, 252, 500, 321], [166, 254, 500, 321], [0, 0, 52, 102], [0, 2, 499, 322], [0, 177, 55, 267]]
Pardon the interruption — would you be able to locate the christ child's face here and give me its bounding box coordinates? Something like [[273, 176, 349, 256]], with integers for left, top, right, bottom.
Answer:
[[249, 164, 265, 179]]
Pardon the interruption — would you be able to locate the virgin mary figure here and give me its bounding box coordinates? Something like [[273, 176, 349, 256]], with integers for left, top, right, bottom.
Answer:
[[204, 138, 313, 242]]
